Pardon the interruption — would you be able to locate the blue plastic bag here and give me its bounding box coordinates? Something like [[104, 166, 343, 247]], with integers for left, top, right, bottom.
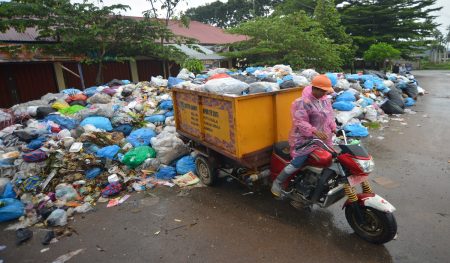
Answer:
[[363, 80, 374, 89], [326, 73, 338, 87], [176, 156, 196, 174], [159, 100, 173, 110], [168, 77, 184, 88], [1, 183, 16, 198], [333, 101, 355, 111], [27, 137, 45, 150], [404, 97, 415, 107], [155, 166, 177, 180], [145, 115, 166, 123], [245, 67, 257, 74], [20, 176, 41, 192], [164, 111, 174, 118], [359, 97, 374, 108], [344, 124, 369, 137], [61, 88, 82, 95], [80, 116, 113, 131], [336, 91, 356, 102], [396, 81, 408, 90], [84, 87, 99, 97], [85, 167, 102, 179], [96, 145, 120, 159], [113, 124, 133, 136], [44, 115, 78, 130], [282, 75, 293, 81], [0, 198, 25, 222], [126, 128, 156, 147]]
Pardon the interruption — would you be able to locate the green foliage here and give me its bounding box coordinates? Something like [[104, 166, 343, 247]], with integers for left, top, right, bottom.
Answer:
[[182, 58, 204, 74], [0, 0, 191, 83], [339, 0, 442, 57], [273, 0, 316, 16], [226, 11, 342, 71], [363, 43, 401, 64], [185, 0, 282, 28]]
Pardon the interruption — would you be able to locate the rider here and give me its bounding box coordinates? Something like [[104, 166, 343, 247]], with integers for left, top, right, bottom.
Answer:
[[271, 74, 336, 197]]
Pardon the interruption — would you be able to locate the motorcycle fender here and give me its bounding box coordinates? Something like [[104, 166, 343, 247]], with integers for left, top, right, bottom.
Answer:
[[343, 193, 396, 213]]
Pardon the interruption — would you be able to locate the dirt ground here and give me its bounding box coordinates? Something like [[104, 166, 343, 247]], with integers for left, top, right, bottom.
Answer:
[[1, 70, 449, 263]]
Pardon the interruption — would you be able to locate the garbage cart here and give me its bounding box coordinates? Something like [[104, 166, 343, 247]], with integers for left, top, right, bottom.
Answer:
[[172, 87, 303, 185]]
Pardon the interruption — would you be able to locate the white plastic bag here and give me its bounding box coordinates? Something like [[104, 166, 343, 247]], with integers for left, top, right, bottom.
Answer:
[[150, 131, 189, 165], [292, 75, 310, 86], [336, 106, 364, 125], [301, 69, 319, 81], [335, 79, 350, 90], [46, 209, 68, 226], [150, 76, 168, 87], [364, 106, 378, 122], [204, 78, 249, 95], [177, 68, 195, 81]]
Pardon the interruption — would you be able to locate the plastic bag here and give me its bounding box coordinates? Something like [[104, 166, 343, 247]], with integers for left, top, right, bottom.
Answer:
[[336, 91, 356, 102], [333, 101, 355, 111], [335, 106, 363, 125], [344, 123, 369, 137], [248, 82, 280, 94], [159, 100, 173, 110], [52, 100, 70, 110], [101, 182, 122, 197], [44, 115, 78, 130], [87, 93, 111, 104], [22, 149, 48, 163], [404, 97, 415, 107], [177, 69, 195, 80], [0, 198, 25, 222], [168, 77, 184, 88], [36, 107, 57, 119], [176, 156, 196, 174], [27, 137, 45, 150], [80, 116, 113, 131], [292, 75, 309, 86], [55, 183, 78, 201], [364, 106, 378, 122], [151, 76, 168, 87], [1, 182, 16, 198], [85, 167, 102, 179], [62, 88, 82, 95], [204, 78, 249, 95], [145, 115, 166, 124], [151, 132, 190, 165], [46, 209, 67, 226], [126, 128, 157, 147], [301, 69, 319, 81], [66, 93, 87, 103], [386, 89, 405, 109], [96, 145, 120, 159], [113, 124, 133, 136], [155, 166, 177, 180], [59, 105, 85, 115], [73, 203, 93, 214], [335, 79, 350, 90], [325, 73, 338, 86], [84, 86, 99, 97], [122, 146, 157, 168]]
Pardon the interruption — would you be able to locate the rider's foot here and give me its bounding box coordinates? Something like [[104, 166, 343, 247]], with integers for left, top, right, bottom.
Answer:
[[271, 181, 283, 198]]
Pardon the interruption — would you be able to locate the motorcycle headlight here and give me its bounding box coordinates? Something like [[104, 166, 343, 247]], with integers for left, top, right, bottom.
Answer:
[[354, 158, 375, 173]]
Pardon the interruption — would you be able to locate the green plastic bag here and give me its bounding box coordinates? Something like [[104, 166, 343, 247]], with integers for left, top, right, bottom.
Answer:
[[122, 146, 156, 168], [59, 105, 86, 115]]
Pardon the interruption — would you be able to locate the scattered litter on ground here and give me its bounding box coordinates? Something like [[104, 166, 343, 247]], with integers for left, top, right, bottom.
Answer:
[[52, 248, 85, 263], [40, 248, 50, 253]]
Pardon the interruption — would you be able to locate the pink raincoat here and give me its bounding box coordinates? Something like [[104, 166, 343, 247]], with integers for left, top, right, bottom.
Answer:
[[289, 86, 336, 158]]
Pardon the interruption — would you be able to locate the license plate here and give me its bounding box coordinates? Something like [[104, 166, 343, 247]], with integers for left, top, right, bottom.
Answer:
[[348, 175, 368, 186]]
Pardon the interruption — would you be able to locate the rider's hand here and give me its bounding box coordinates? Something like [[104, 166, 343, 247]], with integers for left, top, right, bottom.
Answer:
[[313, 130, 328, 140]]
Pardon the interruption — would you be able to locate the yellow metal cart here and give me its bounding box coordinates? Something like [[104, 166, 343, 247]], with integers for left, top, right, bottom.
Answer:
[[172, 86, 303, 185]]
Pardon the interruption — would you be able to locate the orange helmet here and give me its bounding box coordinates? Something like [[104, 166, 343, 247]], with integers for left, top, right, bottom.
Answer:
[[311, 74, 334, 93]]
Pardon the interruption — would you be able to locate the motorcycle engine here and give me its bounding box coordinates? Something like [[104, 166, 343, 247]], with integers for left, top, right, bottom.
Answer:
[[294, 170, 320, 198]]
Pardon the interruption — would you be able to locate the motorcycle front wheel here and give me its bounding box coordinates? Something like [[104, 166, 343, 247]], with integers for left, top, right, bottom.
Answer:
[[345, 205, 397, 244]]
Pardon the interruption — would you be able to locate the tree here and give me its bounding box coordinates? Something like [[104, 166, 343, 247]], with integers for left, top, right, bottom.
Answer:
[[144, 0, 190, 77], [273, 0, 317, 16], [313, 0, 355, 68], [0, 0, 175, 84], [429, 29, 446, 63], [339, 0, 442, 57], [226, 11, 342, 71], [185, 0, 282, 28], [363, 43, 401, 70]]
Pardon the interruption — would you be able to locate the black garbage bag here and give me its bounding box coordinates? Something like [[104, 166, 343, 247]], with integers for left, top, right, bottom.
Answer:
[[280, 80, 297, 89], [16, 228, 33, 245], [231, 74, 259, 84], [13, 130, 38, 142], [404, 83, 418, 99], [36, 107, 57, 119], [386, 89, 405, 109], [381, 100, 405, 114], [260, 77, 277, 83], [363, 70, 387, 79]]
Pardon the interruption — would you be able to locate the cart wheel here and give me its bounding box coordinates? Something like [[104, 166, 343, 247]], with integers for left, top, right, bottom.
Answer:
[[195, 156, 216, 186]]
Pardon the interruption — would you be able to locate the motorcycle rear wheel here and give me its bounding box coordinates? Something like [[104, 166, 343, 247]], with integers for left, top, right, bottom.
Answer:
[[345, 205, 397, 244]]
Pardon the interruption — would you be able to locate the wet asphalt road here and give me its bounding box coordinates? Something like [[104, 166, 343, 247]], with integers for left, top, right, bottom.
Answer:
[[1, 70, 450, 263]]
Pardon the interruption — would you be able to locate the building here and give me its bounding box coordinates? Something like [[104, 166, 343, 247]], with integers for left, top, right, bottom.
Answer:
[[0, 20, 246, 108]]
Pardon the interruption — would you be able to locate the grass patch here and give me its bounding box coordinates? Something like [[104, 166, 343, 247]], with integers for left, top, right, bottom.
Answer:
[[420, 61, 450, 70], [363, 121, 381, 129]]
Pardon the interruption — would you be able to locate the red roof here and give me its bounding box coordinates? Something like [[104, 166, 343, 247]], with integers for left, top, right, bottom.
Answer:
[[0, 19, 247, 45], [167, 20, 247, 45]]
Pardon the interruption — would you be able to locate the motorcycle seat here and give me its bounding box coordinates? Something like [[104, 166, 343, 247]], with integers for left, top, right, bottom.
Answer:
[[274, 141, 291, 161]]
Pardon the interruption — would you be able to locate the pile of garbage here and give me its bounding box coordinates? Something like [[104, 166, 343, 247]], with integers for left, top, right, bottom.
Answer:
[[0, 65, 424, 241], [170, 65, 423, 138], [0, 79, 201, 237]]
